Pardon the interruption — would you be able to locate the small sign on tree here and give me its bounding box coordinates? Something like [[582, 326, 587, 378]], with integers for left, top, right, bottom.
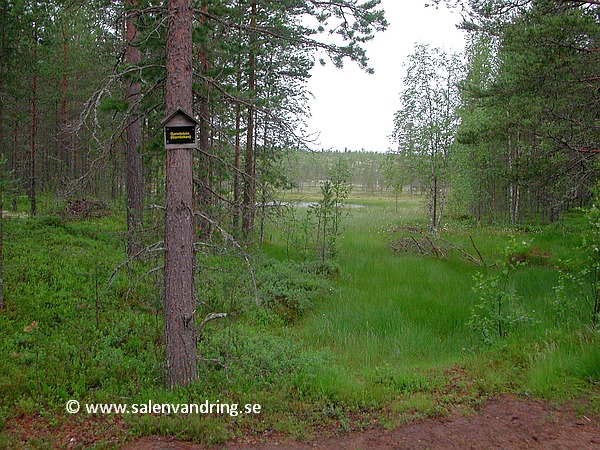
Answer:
[[161, 108, 199, 149]]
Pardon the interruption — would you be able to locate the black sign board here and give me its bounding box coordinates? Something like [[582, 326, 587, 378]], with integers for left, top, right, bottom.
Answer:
[[165, 126, 196, 145]]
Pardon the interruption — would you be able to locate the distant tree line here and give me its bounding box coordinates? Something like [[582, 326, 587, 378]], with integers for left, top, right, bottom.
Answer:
[[286, 149, 412, 196]]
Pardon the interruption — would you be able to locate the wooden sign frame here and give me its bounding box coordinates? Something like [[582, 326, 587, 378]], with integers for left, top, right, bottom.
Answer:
[[161, 108, 200, 149]]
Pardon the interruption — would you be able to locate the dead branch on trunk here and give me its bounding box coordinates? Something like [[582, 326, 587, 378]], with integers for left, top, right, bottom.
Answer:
[[197, 312, 227, 335]]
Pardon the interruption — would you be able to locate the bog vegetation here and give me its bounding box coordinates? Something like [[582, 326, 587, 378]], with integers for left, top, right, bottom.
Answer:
[[0, 0, 599, 447], [1, 185, 599, 446]]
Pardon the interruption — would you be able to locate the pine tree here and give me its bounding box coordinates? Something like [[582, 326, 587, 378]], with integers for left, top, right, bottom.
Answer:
[[124, 0, 144, 257], [164, 0, 198, 388]]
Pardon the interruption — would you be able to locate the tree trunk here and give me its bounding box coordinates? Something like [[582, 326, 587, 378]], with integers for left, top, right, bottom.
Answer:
[[58, 24, 75, 186], [0, 5, 3, 308], [11, 118, 18, 208], [0, 2, 6, 214], [164, 0, 198, 388], [428, 159, 437, 232], [233, 64, 242, 234], [436, 154, 448, 230], [0, 165, 3, 311], [242, 0, 257, 238], [29, 27, 37, 217], [508, 136, 519, 224], [125, 0, 144, 257], [196, 0, 211, 239]]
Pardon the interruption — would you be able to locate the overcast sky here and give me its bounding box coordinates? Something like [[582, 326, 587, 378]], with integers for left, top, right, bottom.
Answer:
[[304, 0, 466, 153]]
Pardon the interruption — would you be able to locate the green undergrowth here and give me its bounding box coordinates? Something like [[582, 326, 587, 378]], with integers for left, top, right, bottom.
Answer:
[[0, 210, 347, 446], [0, 195, 599, 447]]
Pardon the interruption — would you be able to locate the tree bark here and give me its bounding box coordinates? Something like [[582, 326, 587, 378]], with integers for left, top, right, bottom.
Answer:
[[164, 0, 198, 388], [196, 0, 211, 239], [233, 98, 241, 233], [0, 2, 4, 310], [58, 23, 76, 184], [242, 0, 257, 238], [125, 0, 144, 257], [29, 27, 37, 217], [232, 56, 242, 234], [0, 2, 5, 196], [508, 135, 519, 224], [0, 165, 3, 311]]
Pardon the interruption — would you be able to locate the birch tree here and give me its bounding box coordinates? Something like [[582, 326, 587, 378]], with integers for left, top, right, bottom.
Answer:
[[392, 44, 463, 230]]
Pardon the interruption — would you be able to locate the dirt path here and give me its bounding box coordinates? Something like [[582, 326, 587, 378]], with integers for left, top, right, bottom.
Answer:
[[122, 395, 600, 449]]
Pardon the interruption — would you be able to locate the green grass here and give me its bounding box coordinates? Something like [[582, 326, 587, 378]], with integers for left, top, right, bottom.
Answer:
[[1, 193, 598, 447], [290, 199, 476, 396], [265, 193, 598, 406]]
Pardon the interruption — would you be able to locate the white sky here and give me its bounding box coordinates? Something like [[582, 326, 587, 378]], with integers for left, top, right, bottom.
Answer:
[[304, 0, 466, 153]]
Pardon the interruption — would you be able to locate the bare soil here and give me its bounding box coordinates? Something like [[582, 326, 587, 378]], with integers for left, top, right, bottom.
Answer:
[[5, 395, 599, 448], [120, 395, 600, 450]]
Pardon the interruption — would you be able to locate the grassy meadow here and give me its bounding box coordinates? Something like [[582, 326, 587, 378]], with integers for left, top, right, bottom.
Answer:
[[0, 192, 599, 446], [265, 191, 599, 411]]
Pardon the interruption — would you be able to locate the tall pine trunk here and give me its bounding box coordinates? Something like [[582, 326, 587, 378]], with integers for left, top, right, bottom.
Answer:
[[29, 27, 37, 217], [125, 0, 144, 257], [242, 0, 257, 238], [0, 164, 3, 311], [233, 62, 242, 234], [58, 24, 76, 184], [0, 2, 4, 310], [164, 0, 198, 388]]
